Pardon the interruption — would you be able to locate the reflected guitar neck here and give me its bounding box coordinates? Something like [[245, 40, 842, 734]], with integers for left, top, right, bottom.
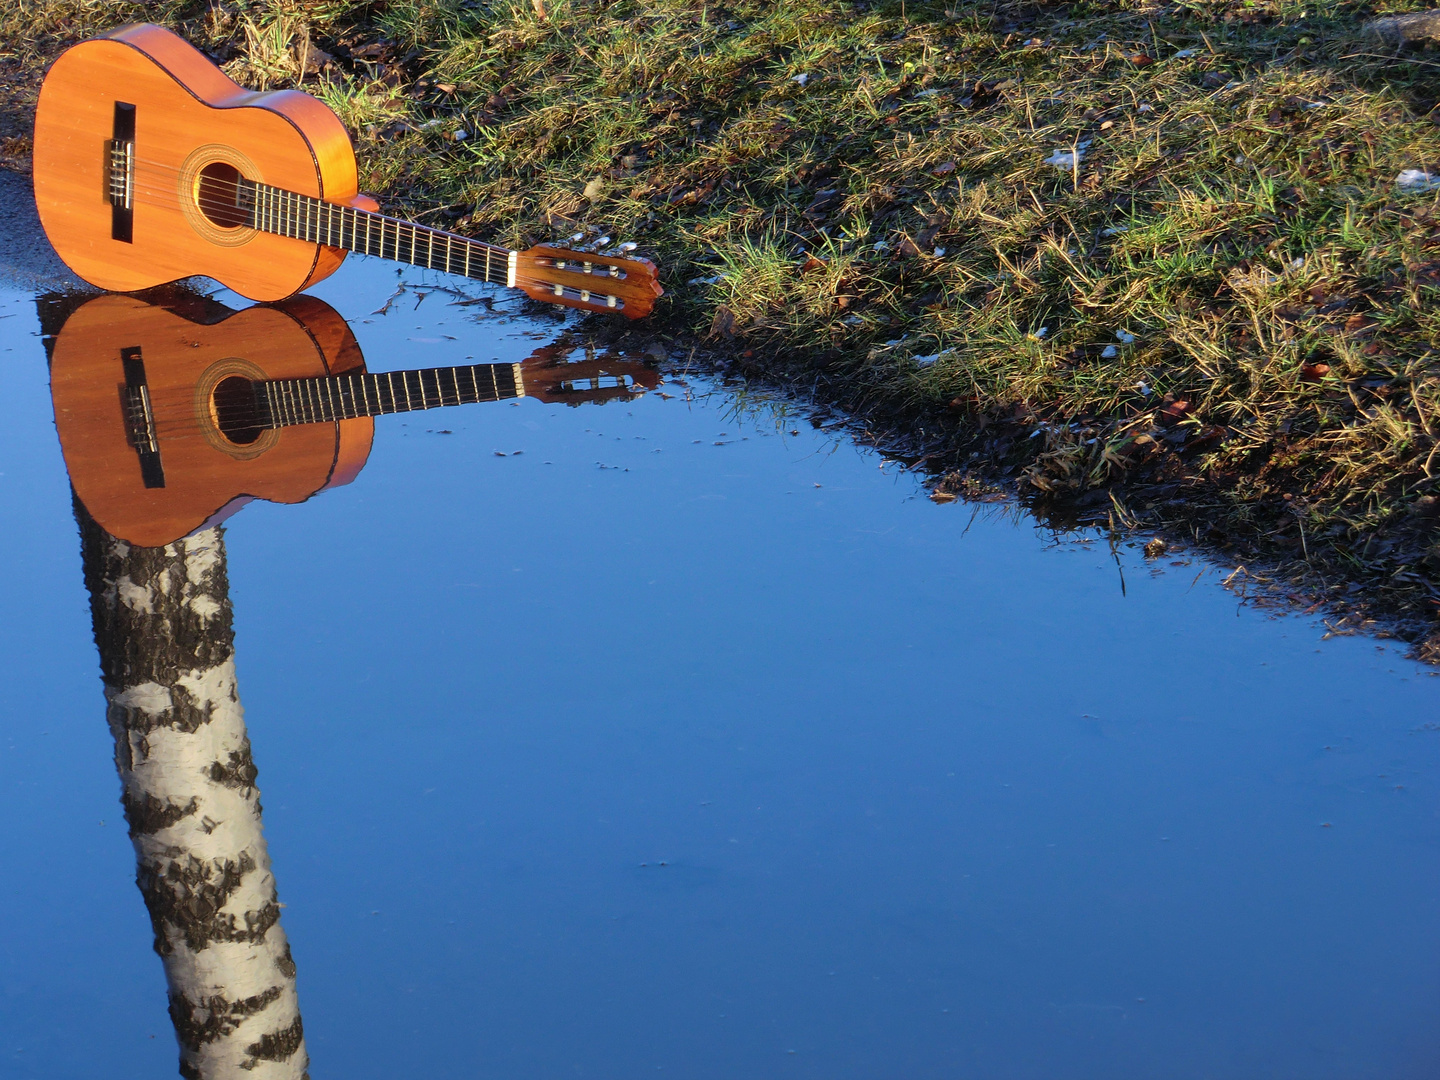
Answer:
[[255, 362, 523, 428]]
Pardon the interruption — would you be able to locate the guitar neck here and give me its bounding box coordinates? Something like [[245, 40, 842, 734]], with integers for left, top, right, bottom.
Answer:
[[243, 180, 515, 286], [257, 362, 524, 429]]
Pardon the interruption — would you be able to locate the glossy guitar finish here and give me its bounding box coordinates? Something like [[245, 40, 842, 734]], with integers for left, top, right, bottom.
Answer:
[[50, 291, 665, 547], [51, 292, 373, 547], [33, 24, 664, 315], [35, 24, 356, 301]]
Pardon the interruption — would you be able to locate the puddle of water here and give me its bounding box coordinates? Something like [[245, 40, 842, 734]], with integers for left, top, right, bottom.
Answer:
[[0, 254, 1436, 1080]]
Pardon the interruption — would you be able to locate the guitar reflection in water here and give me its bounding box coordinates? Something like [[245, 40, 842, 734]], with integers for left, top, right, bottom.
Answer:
[[39, 288, 658, 1078], [49, 288, 661, 547]]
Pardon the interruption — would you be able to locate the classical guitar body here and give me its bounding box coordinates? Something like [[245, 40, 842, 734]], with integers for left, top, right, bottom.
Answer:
[[51, 293, 373, 547], [34, 23, 357, 300]]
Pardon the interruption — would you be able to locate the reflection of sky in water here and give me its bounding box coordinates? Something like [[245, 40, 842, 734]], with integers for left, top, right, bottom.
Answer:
[[1, 254, 1437, 1080]]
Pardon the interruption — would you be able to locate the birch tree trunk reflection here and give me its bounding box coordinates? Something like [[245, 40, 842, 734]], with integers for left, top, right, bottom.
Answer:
[[76, 506, 309, 1080]]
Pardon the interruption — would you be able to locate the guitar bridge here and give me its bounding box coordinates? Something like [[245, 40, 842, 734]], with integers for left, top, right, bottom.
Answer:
[[107, 102, 135, 243], [120, 345, 164, 489]]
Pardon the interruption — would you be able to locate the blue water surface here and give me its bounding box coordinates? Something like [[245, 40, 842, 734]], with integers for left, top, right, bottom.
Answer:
[[0, 256, 1436, 1080]]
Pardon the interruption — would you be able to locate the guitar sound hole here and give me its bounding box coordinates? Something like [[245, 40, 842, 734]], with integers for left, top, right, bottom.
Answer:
[[196, 162, 248, 230], [211, 376, 264, 445]]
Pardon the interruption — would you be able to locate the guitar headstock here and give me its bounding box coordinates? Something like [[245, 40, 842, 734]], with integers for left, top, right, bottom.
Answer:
[[514, 246, 664, 320], [519, 344, 661, 405]]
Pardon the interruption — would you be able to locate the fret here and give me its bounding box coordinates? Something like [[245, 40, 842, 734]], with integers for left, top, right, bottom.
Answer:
[[334, 375, 350, 420]]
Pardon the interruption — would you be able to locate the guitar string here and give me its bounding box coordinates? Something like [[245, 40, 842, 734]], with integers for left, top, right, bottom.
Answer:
[[113, 161, 648, 279], [118, 178, 516, 282], [115, 177, 646, 303], [135, 362, 526, 438]]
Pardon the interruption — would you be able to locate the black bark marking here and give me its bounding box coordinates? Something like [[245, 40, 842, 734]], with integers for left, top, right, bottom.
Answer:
[[246, 1014, 306, 1063], [137, 851, 282, 954], [122, 790, 198, 838], [169, 985, 282, 1049], [276, 942, 297, 980], [208, 741, 259, 791], [76, 495, 237, 699]]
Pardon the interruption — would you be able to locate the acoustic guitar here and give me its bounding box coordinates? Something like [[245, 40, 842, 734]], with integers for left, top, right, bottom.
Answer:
[[32, 23, 663, 317], [50, 291, 661, 547]]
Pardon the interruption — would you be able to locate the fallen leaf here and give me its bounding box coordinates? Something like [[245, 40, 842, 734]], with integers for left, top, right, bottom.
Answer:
[[1301, 362, 1331, 381], [709, 306, 737, 339], [801, 255, 827, 273], [1127, 52, 1156, 66], [932, 160, 957, 176]]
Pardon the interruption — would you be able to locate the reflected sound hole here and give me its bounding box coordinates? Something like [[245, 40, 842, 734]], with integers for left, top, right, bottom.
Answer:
[[211, 376, 264, 444], [196, 162, 248, 229]]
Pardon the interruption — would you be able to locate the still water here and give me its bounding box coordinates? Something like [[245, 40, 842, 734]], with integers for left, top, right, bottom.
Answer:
[[0, 252, 1437, 1079]]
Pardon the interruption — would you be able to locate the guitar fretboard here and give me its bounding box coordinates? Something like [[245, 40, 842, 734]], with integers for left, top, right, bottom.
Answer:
[[257, 363, 524, 429], [241, 180, 515, 286]]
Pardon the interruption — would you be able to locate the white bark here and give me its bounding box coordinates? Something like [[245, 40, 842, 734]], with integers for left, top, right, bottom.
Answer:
[[78, 516, 308, 1080]]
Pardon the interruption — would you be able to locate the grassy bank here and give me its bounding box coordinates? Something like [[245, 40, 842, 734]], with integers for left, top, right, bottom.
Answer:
[[6, 0, 1440, 650]]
